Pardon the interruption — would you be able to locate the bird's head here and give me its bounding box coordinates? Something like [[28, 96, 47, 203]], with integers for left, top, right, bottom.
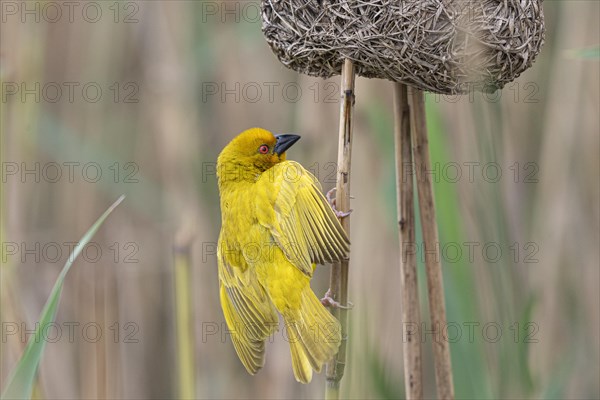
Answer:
[[217, 128, 301, 183]]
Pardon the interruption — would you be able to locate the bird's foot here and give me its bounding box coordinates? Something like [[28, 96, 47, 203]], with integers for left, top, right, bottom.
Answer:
[[320, 288, 354, 309], [326, 187, 337, 206], [326, 188, 353, 218]]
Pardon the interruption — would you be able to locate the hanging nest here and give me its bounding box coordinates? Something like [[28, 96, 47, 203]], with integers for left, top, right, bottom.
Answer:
[[262, 0, 545, 94]]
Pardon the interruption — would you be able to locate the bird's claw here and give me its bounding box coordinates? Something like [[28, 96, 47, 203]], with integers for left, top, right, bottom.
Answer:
[[326, 188, 337, 206], [320, 288, 354, 310], [326, 188, 353, 219], [335, 209, 353, 218]]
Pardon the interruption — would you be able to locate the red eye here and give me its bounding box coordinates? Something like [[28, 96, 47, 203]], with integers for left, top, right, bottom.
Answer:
[[258, 145, 269, 154]]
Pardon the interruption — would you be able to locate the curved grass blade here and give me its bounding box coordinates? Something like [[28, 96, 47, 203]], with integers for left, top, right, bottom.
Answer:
[[1, 195, 125, 400]]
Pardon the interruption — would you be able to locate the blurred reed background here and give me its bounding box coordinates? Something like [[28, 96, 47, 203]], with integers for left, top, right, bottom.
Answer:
[[1, 1, 598, 399]]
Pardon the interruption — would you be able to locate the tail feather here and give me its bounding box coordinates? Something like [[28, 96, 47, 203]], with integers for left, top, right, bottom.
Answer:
[[289, 333, 313, 384], [285, 286, 342, 383]]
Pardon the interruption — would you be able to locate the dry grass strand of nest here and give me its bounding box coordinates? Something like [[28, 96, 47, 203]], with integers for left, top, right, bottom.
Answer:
[[262, 0, 545, 94]]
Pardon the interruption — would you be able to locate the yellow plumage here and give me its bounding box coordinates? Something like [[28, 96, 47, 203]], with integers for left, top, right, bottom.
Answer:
[[216, 127, 350, 383]]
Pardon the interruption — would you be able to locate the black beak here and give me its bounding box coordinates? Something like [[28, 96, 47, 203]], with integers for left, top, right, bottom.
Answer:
[[274, 134, 301, 155]]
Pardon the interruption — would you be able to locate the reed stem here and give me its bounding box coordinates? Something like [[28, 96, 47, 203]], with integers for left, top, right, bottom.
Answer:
[[174, 238, 195, 399], [409, 89, 455, 400], [325, 59, 356, 399], [393, 82, 423, 400]]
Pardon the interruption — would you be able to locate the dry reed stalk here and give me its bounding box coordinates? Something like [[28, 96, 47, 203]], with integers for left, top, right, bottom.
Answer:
[[94, 265, 107, 400], [409, 89, 455, 399], [325, 59, 355, 400], [393, 83, 423, 400], [174, 236, 195, 399]]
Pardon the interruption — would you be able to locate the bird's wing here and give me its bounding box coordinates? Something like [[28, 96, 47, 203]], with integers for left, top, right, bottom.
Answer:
[[217, 242, 278, 374], [256, 160, 350, 276]]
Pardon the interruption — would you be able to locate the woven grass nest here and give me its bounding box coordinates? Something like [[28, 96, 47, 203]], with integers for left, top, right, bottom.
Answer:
[[262, 0, 545, 94]]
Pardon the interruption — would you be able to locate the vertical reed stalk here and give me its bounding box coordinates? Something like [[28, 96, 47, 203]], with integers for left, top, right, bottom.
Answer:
[[325, 59, 356, 400], [174, 238, 195, 399], [393, 83, 423, 400], [94, 264, 107, 400], [409, 89, 455, 399]]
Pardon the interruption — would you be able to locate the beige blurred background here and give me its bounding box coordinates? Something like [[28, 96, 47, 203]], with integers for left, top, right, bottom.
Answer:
[[1, 1, 598, 399]]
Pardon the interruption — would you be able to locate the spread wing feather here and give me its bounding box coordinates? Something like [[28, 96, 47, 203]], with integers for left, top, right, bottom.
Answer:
[[256, 161, 350, 276], [218, 246, 278, 374]]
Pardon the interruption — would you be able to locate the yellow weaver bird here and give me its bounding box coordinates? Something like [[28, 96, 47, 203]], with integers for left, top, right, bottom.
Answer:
[[216, 127, 350, 383]]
